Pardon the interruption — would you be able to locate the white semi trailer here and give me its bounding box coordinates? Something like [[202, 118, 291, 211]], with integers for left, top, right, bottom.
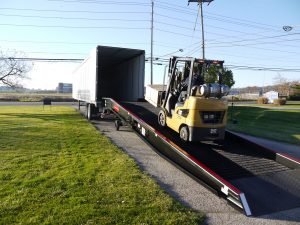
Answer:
[[72, 45, 145, 119]]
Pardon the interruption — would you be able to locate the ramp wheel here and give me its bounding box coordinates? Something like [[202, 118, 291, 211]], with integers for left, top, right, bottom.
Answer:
[[158, 110, 166, 127], [179, 125, 189, 142], [115, 120, 122, 131]]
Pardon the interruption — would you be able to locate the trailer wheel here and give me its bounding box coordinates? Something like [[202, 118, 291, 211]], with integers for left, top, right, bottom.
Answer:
[[179, 125, 189, 142], [86, 104, 90, 119], [158, 110, 166, 127], [86, 104, 97, 120], [86, 104, 92, 120]]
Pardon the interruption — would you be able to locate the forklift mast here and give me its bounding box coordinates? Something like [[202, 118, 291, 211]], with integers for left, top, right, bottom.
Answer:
[[162, 57, 225, 109]]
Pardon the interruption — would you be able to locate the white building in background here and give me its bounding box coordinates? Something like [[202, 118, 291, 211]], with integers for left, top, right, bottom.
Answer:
[[56, 83, 72, 93], [264, 91, 279, 103]]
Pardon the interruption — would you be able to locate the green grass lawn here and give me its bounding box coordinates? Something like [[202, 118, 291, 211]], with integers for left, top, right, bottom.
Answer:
[[0, 106, 204, 225], [227, 106, 300, 145]]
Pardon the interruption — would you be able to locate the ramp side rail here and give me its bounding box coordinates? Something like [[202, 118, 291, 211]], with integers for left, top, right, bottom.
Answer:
[[103, 98, 252, 216]]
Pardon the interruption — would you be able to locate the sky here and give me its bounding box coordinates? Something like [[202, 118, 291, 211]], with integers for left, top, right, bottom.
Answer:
[[0, 0, 300, 90]]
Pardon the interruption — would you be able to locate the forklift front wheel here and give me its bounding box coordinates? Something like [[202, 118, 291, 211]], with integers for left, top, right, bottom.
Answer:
[[158, 110, 166, 127], [179, 125, 189, 142]]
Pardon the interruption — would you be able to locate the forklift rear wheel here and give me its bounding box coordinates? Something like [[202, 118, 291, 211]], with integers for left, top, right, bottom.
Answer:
[[158, 110, 166, 127], [179, 126, 189, 142]]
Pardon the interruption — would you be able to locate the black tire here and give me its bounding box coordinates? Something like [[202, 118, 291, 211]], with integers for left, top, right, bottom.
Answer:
[[158, 110, 166, 127], [86, 104, 91, 120], [179, 125, 189, 142], [115, 120, 122, 131], [86, 104, 97, 120]]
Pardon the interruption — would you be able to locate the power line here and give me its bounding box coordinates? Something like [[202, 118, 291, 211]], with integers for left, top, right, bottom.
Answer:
[[155, 4, 280, 33], [155, 4, 195, 16], [154, 12, 297, 49], [2, 11, 280, 42], [0, 7, 149, 14], [156, 1, 279, 30], [207, 50, 300, 64], [0, 57, 83, 62], [151, 56, 300, 72], [0, 13, 150, 22], [207, 32, 300, 46], [226, 64, 300, 72], [48, 0, 150, 6], [154, 26, 243, 40], [183, 32, 300, 55], [0, 5, 284, 39], [0, 39, 149, 46], [187, 42, 300, 56], [155, 12, 283, 40], [0, 23, 148, 29], [209, 38, 300, 49], [154, 4, 297, 50], [204, 15, 278, 32], [0, 4, 280, 33], [205, 10, 278, 29], [155, 19, 252, 40], [154, 13, 195, 24], [155, 20, 200, 31], [145, 55, 300, 72], [155, 28, 199, 38], [1, 11, 297, 49], [0, 39, 179, 52], [2, 2, 299, 71], [5, 50, 86, 55]]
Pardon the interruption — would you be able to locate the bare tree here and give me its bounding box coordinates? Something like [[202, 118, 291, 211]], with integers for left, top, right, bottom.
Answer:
[[0, 50, 32, 88], [273, 73, 290, 96]]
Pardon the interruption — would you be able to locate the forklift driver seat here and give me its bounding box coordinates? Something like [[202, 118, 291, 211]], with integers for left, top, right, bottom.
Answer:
[[166, 93, 177, 116]]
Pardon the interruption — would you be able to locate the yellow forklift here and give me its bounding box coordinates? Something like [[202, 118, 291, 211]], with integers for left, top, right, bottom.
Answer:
[[158, 57, 230, 142]]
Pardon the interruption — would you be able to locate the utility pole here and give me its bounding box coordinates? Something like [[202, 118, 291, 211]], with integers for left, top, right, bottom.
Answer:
[[188, 0, 213, 59], [150, 0, 154, 85], [200, 2, 205, 59]]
